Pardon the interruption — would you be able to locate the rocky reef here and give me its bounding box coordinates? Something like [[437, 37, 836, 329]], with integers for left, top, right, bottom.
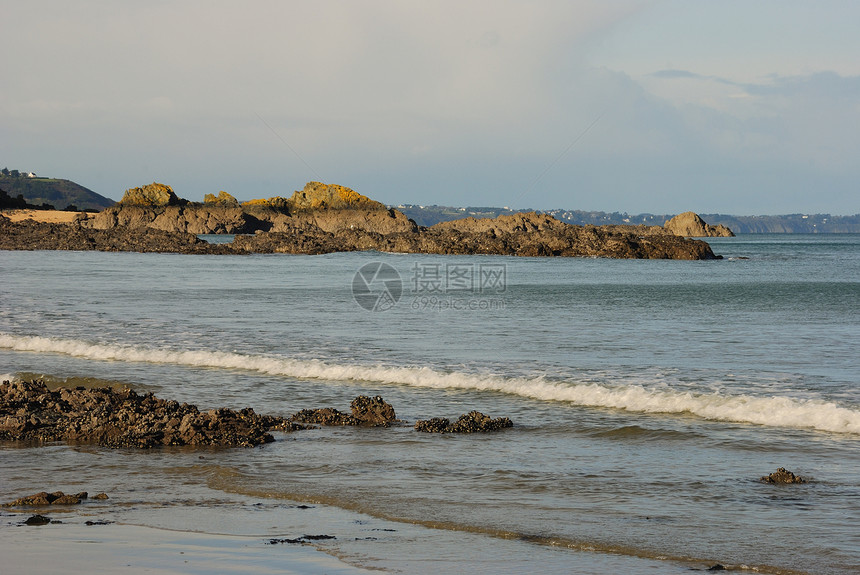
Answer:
[[664, 211, 734, 237], [4, 491, 109, 507], [2, 181, 722, 260], [0, 379, 298, 447], [291, 395, 397, 427], [85, 181, 410, 236], [0, 214, 233, 253], [234, 211, 720, 260], [414, 411, 513, 433]]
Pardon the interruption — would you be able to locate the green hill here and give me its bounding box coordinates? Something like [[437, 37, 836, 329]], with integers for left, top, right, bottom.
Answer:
[[0, 172, 115, 211]]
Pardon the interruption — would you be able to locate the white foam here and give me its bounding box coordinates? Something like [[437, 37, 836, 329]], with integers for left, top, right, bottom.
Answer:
[[2, 332, 858, 434]]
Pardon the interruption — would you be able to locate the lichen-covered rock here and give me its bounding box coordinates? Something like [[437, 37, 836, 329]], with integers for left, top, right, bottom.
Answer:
[[242, 196, 291, 211], [664, 212, 734, 237], [288, 182, 387, 211], [760, 467, 807, 484], [203, 191, 240, 207], [117, 183, 183, 207], [414, 411, 513, 433]]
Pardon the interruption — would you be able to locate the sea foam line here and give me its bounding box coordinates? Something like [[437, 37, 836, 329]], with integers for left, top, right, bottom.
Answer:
[[2, 333, 858, 434]]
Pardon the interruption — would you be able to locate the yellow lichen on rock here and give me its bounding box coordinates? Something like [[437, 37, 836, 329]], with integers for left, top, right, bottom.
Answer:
[[203, 191, 239, 207], [118, 183, 182, 206], [288, 182, 385, 211]]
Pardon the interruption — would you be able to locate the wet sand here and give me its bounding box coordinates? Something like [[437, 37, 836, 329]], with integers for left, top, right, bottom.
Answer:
[[0, 521, 375, 575]]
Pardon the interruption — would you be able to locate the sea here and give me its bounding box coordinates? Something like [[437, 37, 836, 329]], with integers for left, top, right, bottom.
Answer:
[[1, 234, 858, 574]]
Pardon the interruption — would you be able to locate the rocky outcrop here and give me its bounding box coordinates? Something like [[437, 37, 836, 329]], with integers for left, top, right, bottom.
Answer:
[[664, 212, 734, 237], [117, 183, 183, 207], [0, 215, 233, 253], [233, 212, 720, 260], [288, 181, 387, 211], [203, 191, 240, 207], [86, 204, 256, 234], [414, 411, 513, 433], [291, 396, 397, 427], [86, 182, 414, 235], [0, 379, 299, 447], [760, 467, 807, 484]]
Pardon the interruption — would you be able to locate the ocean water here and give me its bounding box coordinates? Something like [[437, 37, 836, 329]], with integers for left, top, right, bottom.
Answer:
[[1, 234, 858, 574]]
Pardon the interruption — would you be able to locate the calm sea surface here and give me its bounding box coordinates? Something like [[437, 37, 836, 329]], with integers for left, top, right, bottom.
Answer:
[[1, 234, 858, 574]]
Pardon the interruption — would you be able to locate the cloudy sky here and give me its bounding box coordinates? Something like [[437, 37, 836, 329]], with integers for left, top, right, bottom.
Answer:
[[2, 1, 858, 214]]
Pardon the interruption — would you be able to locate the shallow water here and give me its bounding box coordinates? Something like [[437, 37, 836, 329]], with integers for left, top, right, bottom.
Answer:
[[1, 235, 858, 574]]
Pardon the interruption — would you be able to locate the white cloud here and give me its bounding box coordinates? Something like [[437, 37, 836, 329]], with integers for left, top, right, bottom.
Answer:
[[1, 1, 858, 214]]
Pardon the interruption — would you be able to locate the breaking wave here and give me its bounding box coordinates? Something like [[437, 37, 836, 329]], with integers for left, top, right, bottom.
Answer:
[[2, 333, 858, 435]]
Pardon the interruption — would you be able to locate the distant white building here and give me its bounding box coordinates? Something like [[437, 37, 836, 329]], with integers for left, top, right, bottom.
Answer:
[[26, 172, 36, 178]]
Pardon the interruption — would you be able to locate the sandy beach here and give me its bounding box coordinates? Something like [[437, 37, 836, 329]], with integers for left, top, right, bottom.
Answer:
[[1, 209, 94, 224], [0, 521, 376, 575]]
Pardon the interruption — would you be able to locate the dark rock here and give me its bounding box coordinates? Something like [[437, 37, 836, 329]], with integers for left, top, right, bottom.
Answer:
[[50, 494, 82, 505], [707, 564, 727, 571], [93, 493, 109, 500], [24, 514, 51, 526], [5, 491, 82, 506], [414, 411, 513, 433], [268, 534, 336, 545], [0, 379, 296, 448], [760, 467, 806, 484], [291, 396, 395, 427], [85, 520, 114, 526], [350, 395, 396, 426], [0, 217, 235, 254]]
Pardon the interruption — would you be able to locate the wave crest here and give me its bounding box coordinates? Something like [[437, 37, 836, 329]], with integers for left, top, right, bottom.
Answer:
[[2, 333, 858, 434]]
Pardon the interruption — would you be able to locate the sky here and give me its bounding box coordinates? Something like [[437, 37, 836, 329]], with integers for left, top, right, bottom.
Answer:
[[2, 0, 859, 215]]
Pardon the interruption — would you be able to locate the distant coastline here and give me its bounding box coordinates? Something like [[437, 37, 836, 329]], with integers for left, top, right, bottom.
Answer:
[[395, 204, 860, 233]]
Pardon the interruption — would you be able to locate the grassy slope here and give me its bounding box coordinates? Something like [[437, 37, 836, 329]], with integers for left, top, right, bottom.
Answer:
[[0, 176, 115, 210]]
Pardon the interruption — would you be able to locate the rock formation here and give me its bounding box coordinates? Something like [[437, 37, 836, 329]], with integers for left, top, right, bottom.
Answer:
[[203, 191, 240, 207], [117, 183, 183, 207], [291, 395, 397, 427], [664, 212, 734, 237], [4, 491, 109, 507], [233, 211, 720, 260], [4, 181, 724, 260], [760, 467, 807, 484], [0, 214, 233, 253], [288, 181, 387, 211], [414, 411, 513, 433], [0, 379, 299, 447]]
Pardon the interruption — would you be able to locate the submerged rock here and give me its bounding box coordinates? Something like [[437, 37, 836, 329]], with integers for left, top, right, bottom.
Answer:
[[23, 514, 52, 526], [414, 411, 513, 433], [760, 467, 807, 484]]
